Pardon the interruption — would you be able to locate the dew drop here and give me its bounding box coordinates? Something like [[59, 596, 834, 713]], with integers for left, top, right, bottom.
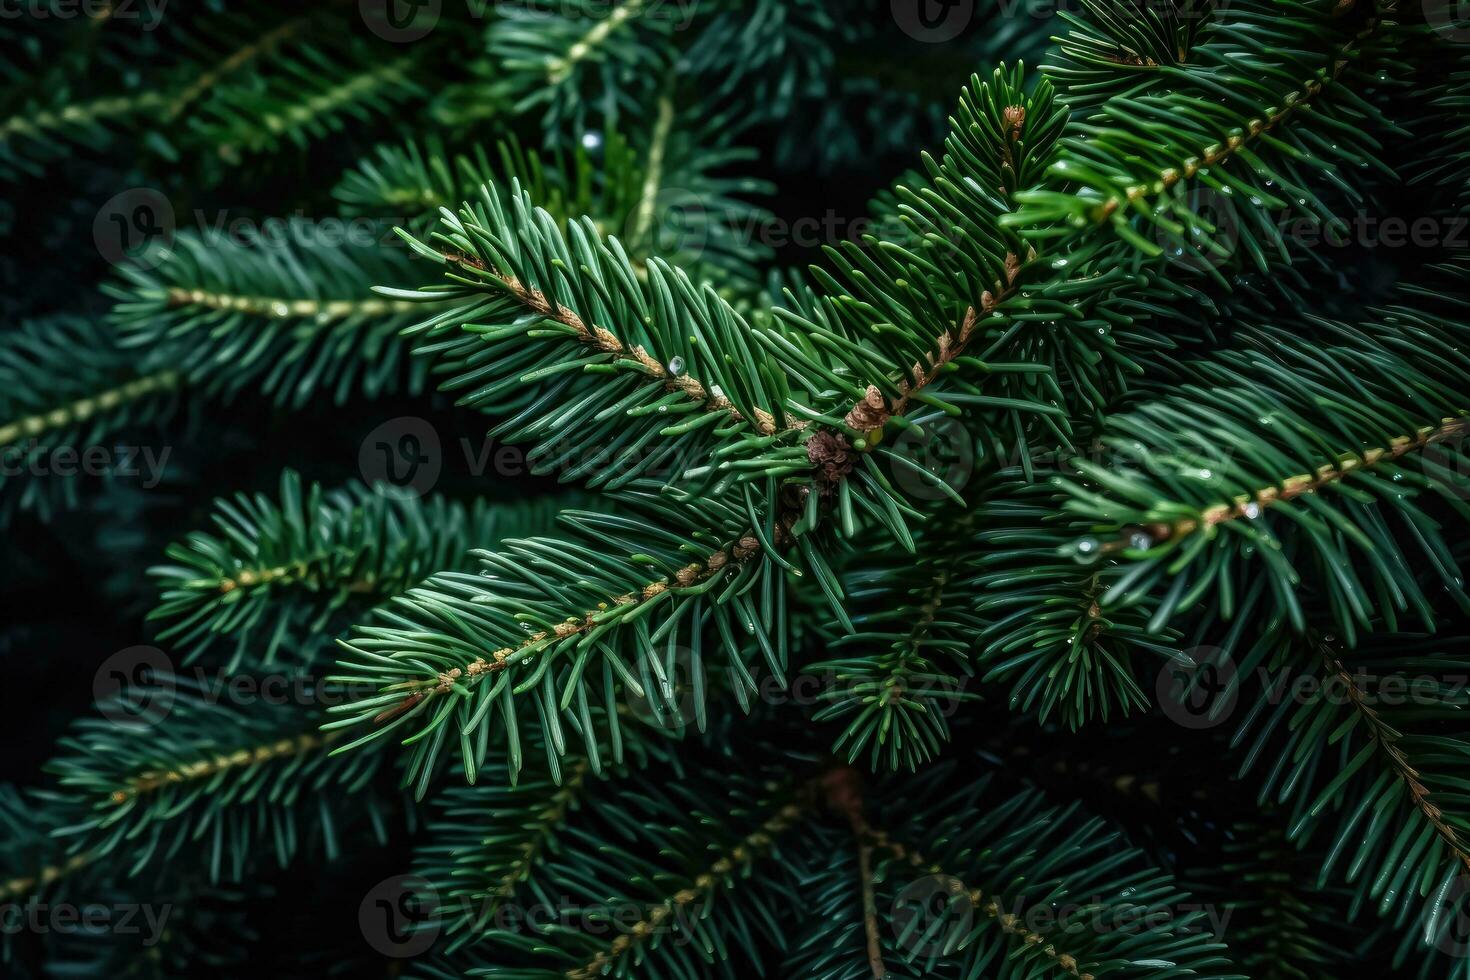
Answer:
[[581, 130, 604, 151], [1128, 531, 1153, 551], [667, 355, 685, 376], [1243, 502, 1261, 519]]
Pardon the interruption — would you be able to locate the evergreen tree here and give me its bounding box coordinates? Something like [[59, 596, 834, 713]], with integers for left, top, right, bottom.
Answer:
[[3, 0, 1470, 976]]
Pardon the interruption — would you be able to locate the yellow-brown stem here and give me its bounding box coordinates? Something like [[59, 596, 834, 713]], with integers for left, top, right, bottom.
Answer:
[[164, 11, 326, 120], [842, 251, 1024, 444], [1101, 416, 1469, 553], [487, 760, 591, 911], [547, 0, 647, 83], [107, 731, 341, 804], [0, 853, 96, 903], [446, 252, 783, 436], [1319, 640, 1470, 875], [822, 768, 888, 980], [867, 830, 1095, 980], [0, 370, 180, 447], [1095, 16, 1385, 221], [0, 92, 166, 143], [379, 536, 764, 720], [562, 799, 805, 980], [165, 288, 422, 320]]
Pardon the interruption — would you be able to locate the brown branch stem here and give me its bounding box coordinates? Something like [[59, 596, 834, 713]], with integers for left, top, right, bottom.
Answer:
[[1101, 415, 1469, 553]]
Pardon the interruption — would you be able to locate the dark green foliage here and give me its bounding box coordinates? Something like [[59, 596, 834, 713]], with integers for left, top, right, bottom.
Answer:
[[43, 681, 393, 884], [969, 481, 1184, 729], [327, 482, 804, 785], [809, 533, 978, 771], [1231, 632, 1470, 927], [8, 0, 1470, 975], [0, 316, 181, 525], [149, 470, 567, 668], [107, 223, 434, 409], [1055, 285, 1470, 642]]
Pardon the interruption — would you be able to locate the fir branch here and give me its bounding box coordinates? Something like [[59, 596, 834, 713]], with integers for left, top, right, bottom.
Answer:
[[44, 684, 394, 884], [1232, 631, 1470, 930], [161, 10, 323, 122], [444, 249, 781, 435], [564, 800, 805, 980], [0, 369, 179, 449], [104, 730, 342, 806], [0, 317, 182, 525], [1092, 416, 1470, 555], [1056, 285, 1470, 638], [109, 223, 439, 409], [1318, 640, 1470, 875], [0, 852, 97, 904], [150, 471, 566, 668]]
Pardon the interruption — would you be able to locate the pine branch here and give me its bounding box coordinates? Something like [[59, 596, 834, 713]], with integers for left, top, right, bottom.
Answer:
[[326, 483, 799, 784], [968, 480, 1185, 729], [149, 471, 566, 668], [107, 223, 439, 409], [1055, 281, 1470, 640], [43, 682, 391, 884], [410, 740, 808, 978], [1014, 0, 1401, 272], [1232, 631, 1470, 930], [810, 526, 979, 771], [0, 317, 182, 526]]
